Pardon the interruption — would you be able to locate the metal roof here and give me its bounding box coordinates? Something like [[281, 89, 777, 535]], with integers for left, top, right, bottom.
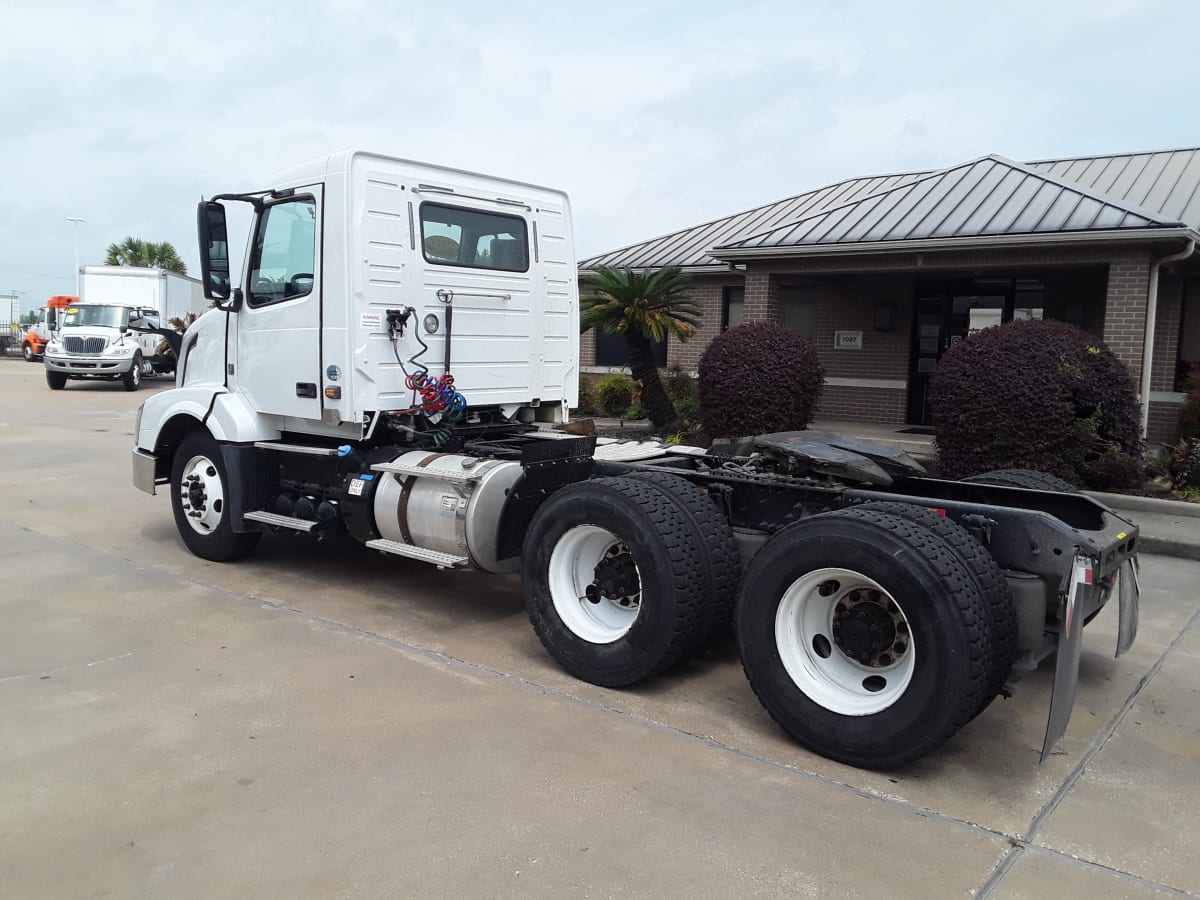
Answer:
[[714, 155, 1183, 256], [579, 147, 1200, 270], [579, 171, 928, 271], [1028, 148, 1200, 231]]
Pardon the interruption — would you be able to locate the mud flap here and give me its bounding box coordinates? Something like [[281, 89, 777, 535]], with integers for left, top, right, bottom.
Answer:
[[1041, 555, 1091, 762], [1116, 557, 1140, 657]]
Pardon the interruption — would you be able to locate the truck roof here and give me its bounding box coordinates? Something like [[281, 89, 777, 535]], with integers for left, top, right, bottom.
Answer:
[[269, 148, 571, 207]]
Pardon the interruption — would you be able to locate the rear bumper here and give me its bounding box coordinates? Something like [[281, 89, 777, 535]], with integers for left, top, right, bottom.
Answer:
[[132, 448, 158, 495], [45, 354, 134, 375]]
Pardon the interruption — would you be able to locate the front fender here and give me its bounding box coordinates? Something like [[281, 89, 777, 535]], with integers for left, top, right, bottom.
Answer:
[[138, 387, 283, 450], [137, 387, 217, 451]]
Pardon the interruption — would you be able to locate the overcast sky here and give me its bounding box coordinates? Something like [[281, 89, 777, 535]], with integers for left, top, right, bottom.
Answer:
[[3, 0, 1198, 312]]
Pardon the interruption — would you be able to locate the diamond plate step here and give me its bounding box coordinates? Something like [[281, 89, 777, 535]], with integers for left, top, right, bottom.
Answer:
[[243, 511, 318, 532], [370, 462, 482, 485], [365, 538, 470, 569]]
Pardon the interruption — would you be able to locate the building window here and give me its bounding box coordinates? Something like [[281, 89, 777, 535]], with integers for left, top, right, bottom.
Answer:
[[722, 286, 744, 330], [781, 286, 815, 337], [1179, 278, 1200, 388], [594, 329, 667, 368]]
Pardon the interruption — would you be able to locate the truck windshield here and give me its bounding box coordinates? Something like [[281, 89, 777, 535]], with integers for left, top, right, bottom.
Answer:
[[62, 306, 131, 328]]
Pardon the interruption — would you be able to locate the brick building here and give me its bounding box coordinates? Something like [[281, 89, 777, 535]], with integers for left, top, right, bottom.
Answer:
[[579, 150, 1200, 443]]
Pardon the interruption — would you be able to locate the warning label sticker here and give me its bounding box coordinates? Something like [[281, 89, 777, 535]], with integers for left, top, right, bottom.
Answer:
[[440, 495, 457, 510], [349, 478, 365, 496], [360, 312, 382, 330]]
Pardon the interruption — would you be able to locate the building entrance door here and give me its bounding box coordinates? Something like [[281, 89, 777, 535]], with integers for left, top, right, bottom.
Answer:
[[906, 293, 1008, 425]]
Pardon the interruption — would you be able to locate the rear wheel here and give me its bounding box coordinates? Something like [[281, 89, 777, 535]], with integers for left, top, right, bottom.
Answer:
[[852, 501, 1017, 715], [45, 369, 66, 390], [522, 477, 710, 687], [170, 429, 261, 561], [737, 509, 990, 769], [627, 472, 740, 644]]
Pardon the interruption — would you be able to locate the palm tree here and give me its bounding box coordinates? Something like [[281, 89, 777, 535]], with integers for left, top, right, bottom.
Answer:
[[581, 266, 700, 428], [105, 237, 187, 274]]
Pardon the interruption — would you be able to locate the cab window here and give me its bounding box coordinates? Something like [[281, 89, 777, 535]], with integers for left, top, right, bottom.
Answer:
[[247, 198, 316, 307], [420, 203, 528, 272]]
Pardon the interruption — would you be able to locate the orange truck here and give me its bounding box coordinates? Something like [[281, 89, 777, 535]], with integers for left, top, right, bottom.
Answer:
[[21, 295, 75, 361]]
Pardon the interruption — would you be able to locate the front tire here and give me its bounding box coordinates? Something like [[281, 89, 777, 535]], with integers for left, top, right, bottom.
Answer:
[[170, 430, 261, 561], [737, 509, 990, 769], [122, 354, 143, 392], [522, 477, 711, 687], [22, 342, 36, 362], [46, 369, 66, 390]]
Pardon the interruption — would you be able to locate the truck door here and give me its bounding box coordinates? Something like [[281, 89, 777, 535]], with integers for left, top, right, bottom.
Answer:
[[235, 187, 323, 419]]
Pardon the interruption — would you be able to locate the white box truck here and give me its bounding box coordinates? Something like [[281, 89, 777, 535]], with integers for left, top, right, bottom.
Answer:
[[43, 267, 208, 391], [80, 266, 206, 324], [130, 150, 1142, 769]]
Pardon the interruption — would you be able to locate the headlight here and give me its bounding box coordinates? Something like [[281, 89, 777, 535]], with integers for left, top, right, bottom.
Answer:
[[47, 340, 62, 353], [105, 343, 136, 356]]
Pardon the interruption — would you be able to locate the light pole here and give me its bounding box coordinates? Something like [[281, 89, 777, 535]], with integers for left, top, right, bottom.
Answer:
[[65, 217, 86, 297]]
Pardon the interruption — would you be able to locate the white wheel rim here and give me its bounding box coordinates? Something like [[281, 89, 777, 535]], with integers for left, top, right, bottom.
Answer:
[[548, 525, 641, 644], [179, 454, 225, 536], [775, 567, 915, 716], [131, 361, 141, 385]]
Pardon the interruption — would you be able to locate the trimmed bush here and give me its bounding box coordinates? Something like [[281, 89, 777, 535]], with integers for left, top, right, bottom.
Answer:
[[928, 319, 1143, 489], [595, 373, 636, 417], [573, 376, 597, 416], [664, 364, 700, 423], [698, 322, 825, 438]]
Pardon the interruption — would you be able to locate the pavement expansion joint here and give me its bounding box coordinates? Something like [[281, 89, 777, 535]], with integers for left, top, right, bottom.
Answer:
[[12, 517, 1200, 898], [976, 604, 1200, 899]]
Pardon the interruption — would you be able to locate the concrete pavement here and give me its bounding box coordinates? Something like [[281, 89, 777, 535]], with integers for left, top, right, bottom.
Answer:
[[2, 358, 1199, 898]]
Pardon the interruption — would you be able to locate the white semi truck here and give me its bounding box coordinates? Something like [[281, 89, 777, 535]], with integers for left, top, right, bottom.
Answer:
[[44, 267, 207, 390], [131, 150, 1141, 769]]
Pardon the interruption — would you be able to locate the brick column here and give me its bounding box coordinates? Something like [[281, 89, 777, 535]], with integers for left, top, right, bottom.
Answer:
[[744, 270, 781, 322], [1101, 249, 1152, 376]]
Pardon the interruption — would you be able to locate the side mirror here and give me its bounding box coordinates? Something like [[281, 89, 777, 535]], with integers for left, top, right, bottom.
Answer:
[[198, 200, 234, 304], [47, 309, 57, 328], [119, 325, 130, 334]]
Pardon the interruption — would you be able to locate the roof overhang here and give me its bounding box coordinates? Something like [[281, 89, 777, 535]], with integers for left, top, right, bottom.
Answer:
[[712, 227, 1200, 261], [577, 262, 732, 275]]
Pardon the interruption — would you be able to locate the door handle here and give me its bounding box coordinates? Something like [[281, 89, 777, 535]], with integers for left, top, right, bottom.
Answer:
[[295, 383, 317, 398]]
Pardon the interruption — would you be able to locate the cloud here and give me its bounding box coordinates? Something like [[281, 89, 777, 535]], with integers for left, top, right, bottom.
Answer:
[[1, 0, 1197, 311]]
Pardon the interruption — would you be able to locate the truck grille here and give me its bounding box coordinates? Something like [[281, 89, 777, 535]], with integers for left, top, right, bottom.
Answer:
[[63, 336, 107, 355]]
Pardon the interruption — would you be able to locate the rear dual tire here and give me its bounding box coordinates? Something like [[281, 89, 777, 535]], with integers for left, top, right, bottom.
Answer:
[[522, 477, 717, 687], [737, 509, 991, 769]]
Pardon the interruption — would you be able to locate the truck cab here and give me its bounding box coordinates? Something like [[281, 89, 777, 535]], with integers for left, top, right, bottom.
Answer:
[[159, 149, 577, 438], [43, 302, 163, 391], [21, 295, 75, 362]]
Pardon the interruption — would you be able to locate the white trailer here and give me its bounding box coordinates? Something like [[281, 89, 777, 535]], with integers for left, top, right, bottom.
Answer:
[[131, 150, 1142, 769], [80, 266, 206, 324]]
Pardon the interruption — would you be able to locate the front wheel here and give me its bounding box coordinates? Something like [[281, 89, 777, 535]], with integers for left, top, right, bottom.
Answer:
[[22, 343, 37, 362], [121, 354, 143, 391], [170, 430, 261, 561], [737, 509, 991, 769], [46, 369, 66, 390]]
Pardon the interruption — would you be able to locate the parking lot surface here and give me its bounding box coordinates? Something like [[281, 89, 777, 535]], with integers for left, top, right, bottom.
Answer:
[[2, 358, 1198, 898]]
